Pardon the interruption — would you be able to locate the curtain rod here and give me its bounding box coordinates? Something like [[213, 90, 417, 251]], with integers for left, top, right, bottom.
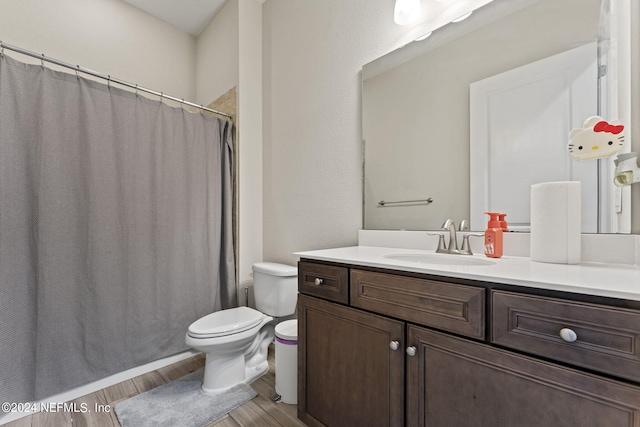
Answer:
[[0, 41, 233, 120]]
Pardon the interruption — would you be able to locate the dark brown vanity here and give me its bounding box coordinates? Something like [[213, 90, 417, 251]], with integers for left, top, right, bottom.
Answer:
[[296, 259, 640, 427]]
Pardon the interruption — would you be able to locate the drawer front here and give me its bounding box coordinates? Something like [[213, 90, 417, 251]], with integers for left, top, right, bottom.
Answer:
[[351, 270, 485, 339], [492, 290, 640, 383], [298, 261, 349, 304]]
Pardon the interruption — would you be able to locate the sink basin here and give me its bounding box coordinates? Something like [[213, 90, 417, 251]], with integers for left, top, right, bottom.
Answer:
[[383, 253, 496, 266]]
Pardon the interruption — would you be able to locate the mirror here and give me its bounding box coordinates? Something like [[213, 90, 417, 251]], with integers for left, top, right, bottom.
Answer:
[[362, 0, 632, 233]]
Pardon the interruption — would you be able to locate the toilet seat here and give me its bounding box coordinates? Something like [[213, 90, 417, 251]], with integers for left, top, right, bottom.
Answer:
[[188, 306, 266, 339]]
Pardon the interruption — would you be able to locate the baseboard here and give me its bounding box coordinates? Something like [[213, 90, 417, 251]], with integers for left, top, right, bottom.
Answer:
[[0, 350, 200, 425]]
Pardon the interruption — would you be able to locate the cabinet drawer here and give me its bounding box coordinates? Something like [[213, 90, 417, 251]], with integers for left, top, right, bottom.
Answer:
[[492, 290, 640, 383], [298, 261, 349, 304], [351, 270, 485, 339]]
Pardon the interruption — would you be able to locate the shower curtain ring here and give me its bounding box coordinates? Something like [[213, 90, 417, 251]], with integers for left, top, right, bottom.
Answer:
[[134, 84, 139, 97], [160, 92, 164, 103], [1, 42, 4, 58], [107, 75, 111, 89], [41, 54, 45, 69], [180, 99, 185, 109], [76, 65, 80, 80]]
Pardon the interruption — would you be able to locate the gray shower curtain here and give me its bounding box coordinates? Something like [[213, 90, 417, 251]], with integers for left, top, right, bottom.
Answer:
[[0, 54, 236, 402]]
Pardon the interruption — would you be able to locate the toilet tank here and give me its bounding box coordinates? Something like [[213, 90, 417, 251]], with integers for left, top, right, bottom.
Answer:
[[252, 262, 298, 317]]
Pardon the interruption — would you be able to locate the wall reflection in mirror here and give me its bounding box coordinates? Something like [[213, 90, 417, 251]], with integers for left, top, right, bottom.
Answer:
[[362, 0, 632, 233]]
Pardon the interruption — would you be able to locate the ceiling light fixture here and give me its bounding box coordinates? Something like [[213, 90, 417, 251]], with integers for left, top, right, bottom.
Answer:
[[394, 0, 421, 25], [415, 31, 433, 41], [452, 11, 473, 22]]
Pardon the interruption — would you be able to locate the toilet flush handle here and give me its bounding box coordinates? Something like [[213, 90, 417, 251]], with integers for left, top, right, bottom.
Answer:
[[314, 278, 324, 286]]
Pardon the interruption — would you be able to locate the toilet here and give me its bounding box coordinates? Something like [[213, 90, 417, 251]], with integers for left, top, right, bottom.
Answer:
[[185, 262, 298, 393]]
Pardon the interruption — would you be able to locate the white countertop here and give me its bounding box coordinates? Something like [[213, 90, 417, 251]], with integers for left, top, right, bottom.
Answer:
[[294, 246, 640, 301]]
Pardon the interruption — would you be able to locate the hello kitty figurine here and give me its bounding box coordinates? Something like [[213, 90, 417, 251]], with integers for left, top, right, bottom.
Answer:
[[568, 116, 625, 161]]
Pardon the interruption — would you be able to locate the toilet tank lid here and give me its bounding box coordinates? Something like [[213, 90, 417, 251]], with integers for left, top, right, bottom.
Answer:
[[252, 262, 298, 277]]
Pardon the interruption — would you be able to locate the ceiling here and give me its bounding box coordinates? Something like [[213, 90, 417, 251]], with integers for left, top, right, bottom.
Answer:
[[122, 0, 228, 36]]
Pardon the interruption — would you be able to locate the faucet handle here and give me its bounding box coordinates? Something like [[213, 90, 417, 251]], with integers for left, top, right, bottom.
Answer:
[[460, 233, 485, 255], [459, 220, 470, 231], [427, 232, 448, 254]]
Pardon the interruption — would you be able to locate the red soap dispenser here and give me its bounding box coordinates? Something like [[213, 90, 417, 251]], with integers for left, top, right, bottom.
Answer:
[[484, 212, 503, 258]]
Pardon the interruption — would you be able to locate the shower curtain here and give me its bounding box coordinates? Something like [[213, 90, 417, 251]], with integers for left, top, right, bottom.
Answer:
[[0, 54, 236, 402]]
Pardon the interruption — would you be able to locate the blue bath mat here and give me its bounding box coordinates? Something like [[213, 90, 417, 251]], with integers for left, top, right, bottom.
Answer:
[[115, 370, 257, 427]]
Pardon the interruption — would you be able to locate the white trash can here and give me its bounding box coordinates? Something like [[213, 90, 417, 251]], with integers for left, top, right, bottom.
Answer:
[[274, 319, 298, 404]]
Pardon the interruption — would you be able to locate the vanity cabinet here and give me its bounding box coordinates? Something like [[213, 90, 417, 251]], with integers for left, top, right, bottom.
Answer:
[[297, 260, 640, 427]]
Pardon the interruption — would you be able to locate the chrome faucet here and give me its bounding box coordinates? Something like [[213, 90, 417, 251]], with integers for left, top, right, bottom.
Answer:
[[442, 219, 460, 254], [428, 219, 483, 255]]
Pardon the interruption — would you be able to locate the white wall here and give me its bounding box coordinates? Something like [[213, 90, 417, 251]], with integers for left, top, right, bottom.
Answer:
[[196, 0, 240, 105], [237, 0, 265, 294], [261, 0, 417, 265], [0, 0, 196, 102], [195, 0, 264, 301]]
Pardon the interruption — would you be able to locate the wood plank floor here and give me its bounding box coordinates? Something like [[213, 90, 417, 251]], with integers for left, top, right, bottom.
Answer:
[[3, 344, 306, 427]]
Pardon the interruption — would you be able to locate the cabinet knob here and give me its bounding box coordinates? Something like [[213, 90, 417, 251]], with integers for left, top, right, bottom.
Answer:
[[314, 278, 324, 286], [559, 328, 578, 343], [406, 346, 417, 357], [389, 340, 400, 351]]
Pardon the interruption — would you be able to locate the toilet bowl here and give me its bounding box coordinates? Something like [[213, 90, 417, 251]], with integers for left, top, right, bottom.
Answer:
[[185, 306, 275, 393], [185, 262, 297, 393]]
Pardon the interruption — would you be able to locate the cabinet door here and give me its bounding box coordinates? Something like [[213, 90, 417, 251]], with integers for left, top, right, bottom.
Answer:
[[298, 294, 405, 427], [407, 325, 640, 427]]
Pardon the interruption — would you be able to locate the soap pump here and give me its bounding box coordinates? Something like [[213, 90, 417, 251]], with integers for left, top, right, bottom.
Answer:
[[484, 212, 503, 258], [498, 213, 509, 232]]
